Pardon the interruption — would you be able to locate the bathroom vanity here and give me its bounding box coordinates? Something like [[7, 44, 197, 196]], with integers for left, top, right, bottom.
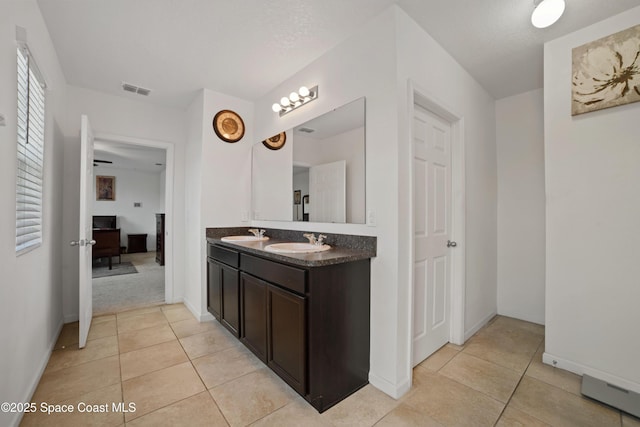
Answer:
[[205, 227, 375, 413]]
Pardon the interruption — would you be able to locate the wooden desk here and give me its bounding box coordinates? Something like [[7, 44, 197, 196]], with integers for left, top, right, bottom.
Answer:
[[128, 234, 148, 253], [93, 228, 121, 270]]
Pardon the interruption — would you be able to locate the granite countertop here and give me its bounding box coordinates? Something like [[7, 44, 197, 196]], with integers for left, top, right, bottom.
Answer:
[[205, 227, 376, 268]]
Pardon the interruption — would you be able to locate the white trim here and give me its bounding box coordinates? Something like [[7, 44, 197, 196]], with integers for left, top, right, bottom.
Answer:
[[64, 313, 79, 323], [11, 319, 63, 427], [182, 296, 215, 322], [94, 133, 175, 305], [464, 310, 496, 341], [407, 79, 467, 366], [369, 372, 411, 399], [543, 352, 640, 395]]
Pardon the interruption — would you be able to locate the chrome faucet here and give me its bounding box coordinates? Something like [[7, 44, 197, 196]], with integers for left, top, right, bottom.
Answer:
[[248, 229, 266, 238], [303, 233, 327, 246]]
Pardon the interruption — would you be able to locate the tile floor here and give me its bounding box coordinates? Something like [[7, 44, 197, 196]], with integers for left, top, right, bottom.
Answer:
[[21, 305, 640, 426]]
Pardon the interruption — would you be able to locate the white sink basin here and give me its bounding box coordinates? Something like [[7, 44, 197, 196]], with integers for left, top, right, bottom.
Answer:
[[221, 235, 269, 242], [265, 242, 331, 254]]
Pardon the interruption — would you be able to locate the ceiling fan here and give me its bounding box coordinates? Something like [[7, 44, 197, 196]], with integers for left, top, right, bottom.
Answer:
[[93, 159, 113, 167]]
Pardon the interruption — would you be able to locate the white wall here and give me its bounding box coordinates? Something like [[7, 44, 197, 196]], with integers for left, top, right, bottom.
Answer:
[[0, 2, 67, 426], [544, 6, 640, 392], [496, 89, 545, 325], [183, 88, 253, 319], [395, 6, 497, 389], [252, 129, 293, 221], [93, 166, 163, 250], [62, 85, 186, 320]]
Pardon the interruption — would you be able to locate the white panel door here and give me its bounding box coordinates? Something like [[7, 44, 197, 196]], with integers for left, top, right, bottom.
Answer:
[[309, 160, 346, 223], [412, 105, 452, 366], [78, 115, 94, 348]]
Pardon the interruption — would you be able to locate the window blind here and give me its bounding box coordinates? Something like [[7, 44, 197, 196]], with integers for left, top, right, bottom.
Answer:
[[16, 46, 45, 253]]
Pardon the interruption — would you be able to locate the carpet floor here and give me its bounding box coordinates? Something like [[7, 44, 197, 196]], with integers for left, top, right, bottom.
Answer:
[[92, 261, 138, 278], [92, 252, 164, 315]]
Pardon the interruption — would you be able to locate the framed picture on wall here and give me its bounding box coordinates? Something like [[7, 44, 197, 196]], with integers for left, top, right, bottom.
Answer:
[[96, 175, 115, 201]]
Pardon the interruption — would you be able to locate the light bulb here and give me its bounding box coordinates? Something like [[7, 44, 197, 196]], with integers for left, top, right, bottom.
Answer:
[[280, 97, 290, 107], [531, 0, 565, 28], [272, 103, 281, 113], [289, 92, 300, 103], [299, 86, 310, 97]]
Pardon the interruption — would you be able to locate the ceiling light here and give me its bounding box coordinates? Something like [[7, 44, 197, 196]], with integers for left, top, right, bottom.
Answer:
[[272, 85, 318, 117], [531, 0, 565, 29]]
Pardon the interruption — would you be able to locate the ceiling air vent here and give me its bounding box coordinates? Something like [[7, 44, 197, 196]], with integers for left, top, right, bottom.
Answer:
[[298, 127, 315, 133], [122, 82, 151, 96]]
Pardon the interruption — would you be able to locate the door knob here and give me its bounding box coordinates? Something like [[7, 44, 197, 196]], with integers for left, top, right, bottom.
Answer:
[[88, 240, 96, 246], [447, 240, 457, 248]]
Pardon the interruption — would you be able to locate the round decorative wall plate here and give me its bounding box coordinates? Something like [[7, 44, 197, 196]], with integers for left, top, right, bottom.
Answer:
[[213, 110, 245, 143], [262, 132, 286, 150]]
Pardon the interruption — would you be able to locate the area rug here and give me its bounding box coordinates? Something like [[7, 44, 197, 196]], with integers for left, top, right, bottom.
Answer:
[[92, 262, 138, 279]]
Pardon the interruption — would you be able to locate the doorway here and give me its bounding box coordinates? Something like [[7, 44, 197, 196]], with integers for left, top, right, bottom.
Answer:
[[409, 84, 466, 367], [91, 133, 175, 314]]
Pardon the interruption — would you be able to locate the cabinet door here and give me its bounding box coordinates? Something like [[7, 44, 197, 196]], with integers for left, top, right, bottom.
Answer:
[[240, 273, 268, 362], [220, 264, 240, 337], [207, 258, 222, 320], [268, 284, 307, 395]]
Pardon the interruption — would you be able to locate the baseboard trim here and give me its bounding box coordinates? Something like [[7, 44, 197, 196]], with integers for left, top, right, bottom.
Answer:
[[10, 318, 64, 427], [64, 313, 79, 323], [543, 352, 640, 394], [369, 372, 410, 399], [182, 298, 215, 322], [464, 311, 496, 341]]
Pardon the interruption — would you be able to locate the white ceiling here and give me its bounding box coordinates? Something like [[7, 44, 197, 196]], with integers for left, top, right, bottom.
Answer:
[[37, 0, 640, 108], [94, 140, 166, 173]]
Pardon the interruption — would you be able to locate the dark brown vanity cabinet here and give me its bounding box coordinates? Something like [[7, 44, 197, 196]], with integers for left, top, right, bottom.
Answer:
[[206, 245, 240, 337], [207, 242, 370, 413]]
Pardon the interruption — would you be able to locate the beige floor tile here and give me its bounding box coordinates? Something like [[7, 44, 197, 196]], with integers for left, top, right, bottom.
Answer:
[[120, 340, 188, 381], [116, 305, 162, 319], [93, 314, 116, 324], [403, 370, 504, 427], [31, 355, 120, 404], [439, 352, 521, 402], [320, 384, 399, 427], [496, 406, 550, 426], [45, 335, 119, 373], [446, 342, 465, 351], [192, 346, 263, 388], [462, 327, 541, 373], [179, 330, 239, 359], [623, 414, 640, 427], [161, 303, 185, 311], [117, 323, 176, 353], [116, 311, 167, 333], [374, 403, 443, 426], [21, 383, 124, 427], [170, 318, 219, 338], [485, 316, 545, 337], [122, 361, 206, 422], [54, 322, 79, 350], [251, 395, 332, 427], [210, 368, 296, 426], [525, 355, 582, 396], [510, 376, 620, 427], [418, 344, 459, 372], [88, 318, 117, 340], [162, 305, 194, 323], [126, 391, 228, 427]]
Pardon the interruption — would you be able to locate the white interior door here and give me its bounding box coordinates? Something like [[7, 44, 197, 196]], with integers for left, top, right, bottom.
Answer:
[[78, 115, 94, 348], [309, 160, 346, 223], [412, 105, 452, 366]]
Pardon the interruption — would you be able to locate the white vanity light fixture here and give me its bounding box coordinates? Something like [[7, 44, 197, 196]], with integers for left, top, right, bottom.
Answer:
[[531, 0, 565, 28], [271, 85, 318, 117]]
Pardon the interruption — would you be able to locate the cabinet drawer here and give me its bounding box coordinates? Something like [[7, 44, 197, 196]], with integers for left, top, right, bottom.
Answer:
[[208, 244, 239, 268], [241, 254, 306, 295]]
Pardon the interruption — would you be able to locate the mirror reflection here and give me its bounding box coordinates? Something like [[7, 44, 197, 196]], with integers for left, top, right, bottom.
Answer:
[[252, 97, 366, 224]]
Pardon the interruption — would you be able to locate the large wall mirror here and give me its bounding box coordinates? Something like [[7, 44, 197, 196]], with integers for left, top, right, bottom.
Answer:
[[252, 97, 366, 223]]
